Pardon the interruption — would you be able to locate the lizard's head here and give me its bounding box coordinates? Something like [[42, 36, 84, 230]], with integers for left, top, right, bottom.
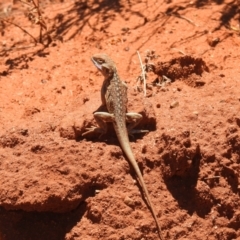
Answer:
[[91, 53, 117, 79]]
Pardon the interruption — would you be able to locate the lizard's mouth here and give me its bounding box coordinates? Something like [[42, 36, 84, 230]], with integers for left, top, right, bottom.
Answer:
[[91, 58, 102, 71]]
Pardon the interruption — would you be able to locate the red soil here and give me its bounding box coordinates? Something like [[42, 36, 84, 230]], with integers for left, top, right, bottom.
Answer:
[[0, 0, 240, 239]]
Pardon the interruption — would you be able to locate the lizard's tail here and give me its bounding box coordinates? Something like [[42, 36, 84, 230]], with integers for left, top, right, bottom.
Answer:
[[118, 133, 164, 240]]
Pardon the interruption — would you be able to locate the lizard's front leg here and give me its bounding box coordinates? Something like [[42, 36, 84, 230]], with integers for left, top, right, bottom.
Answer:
[[82, 112, 115, 137], [126, 112, 149, 134]]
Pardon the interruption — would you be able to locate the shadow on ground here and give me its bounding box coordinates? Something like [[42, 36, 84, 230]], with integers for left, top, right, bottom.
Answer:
[[0, 202, 86, 240]]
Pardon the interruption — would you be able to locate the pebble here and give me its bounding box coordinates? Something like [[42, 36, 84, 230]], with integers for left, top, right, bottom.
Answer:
[[193, 111, 199, 116], [170, 101, 179, 108], [124, 196, 135, 208]]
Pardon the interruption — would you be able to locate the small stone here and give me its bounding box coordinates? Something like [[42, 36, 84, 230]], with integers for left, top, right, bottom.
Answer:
[[193, 111, 199, 116], [87, 206, 102, 223], [207, 36, 220, 47], [170, 101, 179, 108], [124, 196, 135, 208]]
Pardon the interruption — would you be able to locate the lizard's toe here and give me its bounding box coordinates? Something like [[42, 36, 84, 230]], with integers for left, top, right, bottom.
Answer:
[[128, 129, 149, 134], [82, 126, 102, 136], [82, 127, 104, 137]]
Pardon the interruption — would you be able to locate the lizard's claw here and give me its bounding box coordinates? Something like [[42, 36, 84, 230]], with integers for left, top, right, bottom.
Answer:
[[127, 129, 149, 140], [82, 127, 101, 135], [82, 126, 105, 138], [129, 129, 149, 134]]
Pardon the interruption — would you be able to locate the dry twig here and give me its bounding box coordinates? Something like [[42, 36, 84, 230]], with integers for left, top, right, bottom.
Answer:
[[22, 0, 49, 44], [0, 0, 51, 46], [136, 50, 147, 97], [1, 18, 38, 44], [204, 176, 220, 180]]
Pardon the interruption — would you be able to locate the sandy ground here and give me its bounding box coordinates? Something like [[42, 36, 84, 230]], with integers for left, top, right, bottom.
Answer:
[[0, 0, 240, 239]]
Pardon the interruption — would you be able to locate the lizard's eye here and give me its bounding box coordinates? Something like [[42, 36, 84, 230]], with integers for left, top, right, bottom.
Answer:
[[97, 59, 104, 64]]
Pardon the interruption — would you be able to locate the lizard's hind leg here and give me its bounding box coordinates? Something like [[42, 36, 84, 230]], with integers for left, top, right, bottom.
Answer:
[[126, 112, 149, 135], [82, 112, 115, 137]]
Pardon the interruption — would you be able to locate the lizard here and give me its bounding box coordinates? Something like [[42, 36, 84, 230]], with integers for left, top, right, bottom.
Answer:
[[82, 53, 163, 240]]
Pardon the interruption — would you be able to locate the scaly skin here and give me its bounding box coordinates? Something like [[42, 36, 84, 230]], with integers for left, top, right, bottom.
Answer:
[[83, 53, 163, 240]]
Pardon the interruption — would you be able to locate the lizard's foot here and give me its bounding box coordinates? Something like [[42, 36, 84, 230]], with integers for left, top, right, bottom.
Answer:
[[82, 126, 105, 137], [126, 112, 149, 138], [82, 112, 111, 139], [128, 129, 149, 134], [127, 129, 149, 140]]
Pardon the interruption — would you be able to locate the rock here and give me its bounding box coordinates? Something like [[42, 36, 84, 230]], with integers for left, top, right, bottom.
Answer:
[[170, 101, 179, 108]]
